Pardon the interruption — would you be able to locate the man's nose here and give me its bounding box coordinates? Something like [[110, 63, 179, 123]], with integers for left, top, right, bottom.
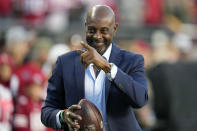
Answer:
[[94, 31, 102, 39]]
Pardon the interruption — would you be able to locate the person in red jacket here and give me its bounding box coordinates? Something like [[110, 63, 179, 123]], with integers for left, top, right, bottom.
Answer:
[[12, 64, 52, 131], [10, 61, 46, 98]]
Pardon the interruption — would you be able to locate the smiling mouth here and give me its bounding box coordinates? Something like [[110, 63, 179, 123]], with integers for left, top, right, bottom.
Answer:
[[93, 42, 104, 47]]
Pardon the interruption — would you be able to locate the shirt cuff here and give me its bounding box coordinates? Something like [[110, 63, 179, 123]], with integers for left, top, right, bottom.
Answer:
[[106, 63, 117, 81], [56, 110, 62, 129]]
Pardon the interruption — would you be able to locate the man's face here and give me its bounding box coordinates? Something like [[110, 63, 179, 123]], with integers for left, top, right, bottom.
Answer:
[[86, 18, 117, 55]]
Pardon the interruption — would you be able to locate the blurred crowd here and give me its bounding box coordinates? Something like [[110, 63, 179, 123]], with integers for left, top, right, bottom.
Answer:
[[1, 0, 197, 131]]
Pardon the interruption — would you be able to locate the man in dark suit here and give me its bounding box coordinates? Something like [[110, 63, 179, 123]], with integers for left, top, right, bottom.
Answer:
[[41, 5, 148, 131]]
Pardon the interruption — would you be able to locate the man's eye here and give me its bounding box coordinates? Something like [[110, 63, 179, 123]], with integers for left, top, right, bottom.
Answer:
[[88, 29, 95, 33], [101, 29, 108, 34]]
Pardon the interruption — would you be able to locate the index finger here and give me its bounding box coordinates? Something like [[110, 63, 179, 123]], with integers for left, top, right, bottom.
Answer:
[[80, 41, 91, 50], [69, 105, 81, 111]]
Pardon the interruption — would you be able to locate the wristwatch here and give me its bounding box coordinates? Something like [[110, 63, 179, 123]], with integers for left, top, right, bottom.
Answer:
[[106, 63, 116, 81]]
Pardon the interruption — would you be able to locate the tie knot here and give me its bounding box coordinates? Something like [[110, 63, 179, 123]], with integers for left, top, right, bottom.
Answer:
[[93, 65, 100, 78]]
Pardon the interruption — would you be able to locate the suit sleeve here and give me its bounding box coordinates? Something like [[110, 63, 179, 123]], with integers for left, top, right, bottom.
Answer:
[[41, 56, 66, 129], [113, 54, 148, 108]]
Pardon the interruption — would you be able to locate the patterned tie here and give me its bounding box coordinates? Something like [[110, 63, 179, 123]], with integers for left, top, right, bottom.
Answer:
[[93, 65, 100, 78]]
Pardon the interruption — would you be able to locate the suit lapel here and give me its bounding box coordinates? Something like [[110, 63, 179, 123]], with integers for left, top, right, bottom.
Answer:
[[105, 43, 121, 104], [75, 54, 85, 103]]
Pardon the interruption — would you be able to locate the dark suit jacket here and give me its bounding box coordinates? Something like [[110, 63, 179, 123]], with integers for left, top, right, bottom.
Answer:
[[41, 43, 148, 131]]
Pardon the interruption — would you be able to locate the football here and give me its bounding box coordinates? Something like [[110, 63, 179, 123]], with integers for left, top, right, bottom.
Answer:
[[74, 99, 103, 131]]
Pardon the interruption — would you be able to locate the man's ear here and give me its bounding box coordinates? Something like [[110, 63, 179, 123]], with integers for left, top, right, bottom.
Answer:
[[113, 23, 118, 34]]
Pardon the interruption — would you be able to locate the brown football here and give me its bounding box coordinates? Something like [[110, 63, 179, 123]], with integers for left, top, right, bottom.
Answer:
[[74, 99, 103, 131]]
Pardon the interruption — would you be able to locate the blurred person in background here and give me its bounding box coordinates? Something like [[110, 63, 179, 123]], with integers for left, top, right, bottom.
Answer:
[[172, 32, 193, 62], [30, 37, 53, 69], [151, 30, 180, 65], [10, 36, 52, 98], [147, 25, 197, 131], [12, 69, 51, 131], [5, 26, 30, 70]]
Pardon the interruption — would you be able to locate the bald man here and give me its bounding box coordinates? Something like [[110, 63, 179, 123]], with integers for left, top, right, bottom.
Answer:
[[41, 5, 148, 131]]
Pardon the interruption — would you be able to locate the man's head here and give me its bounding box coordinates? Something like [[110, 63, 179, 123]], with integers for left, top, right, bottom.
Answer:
[[85, 5, 118, 55]]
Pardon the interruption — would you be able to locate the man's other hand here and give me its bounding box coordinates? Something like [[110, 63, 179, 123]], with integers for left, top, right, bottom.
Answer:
[[62, 105, 82, 129]]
